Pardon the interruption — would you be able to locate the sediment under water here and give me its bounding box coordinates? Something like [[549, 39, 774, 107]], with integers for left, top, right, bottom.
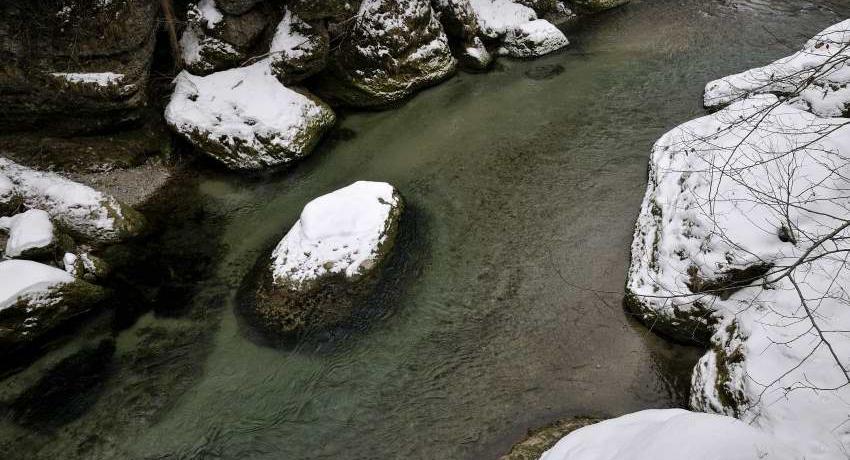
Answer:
[[2, 0, 849, 458]]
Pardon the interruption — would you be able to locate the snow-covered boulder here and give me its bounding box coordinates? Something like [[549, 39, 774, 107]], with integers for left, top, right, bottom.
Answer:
[[469, 0, 568, 57], [180, 0, 269, 76], [540, 409, 797, 460], [0, 158, 144, 244], [269, 9, 330, 85], [704, 19, 850, 117], [165, 61, 336, 171], [0, 210, 55, 259], [626, 93, 850, 456], [0, 260, 105, 358], [252, 181, 403, 336], [317, 0, 457, 107]]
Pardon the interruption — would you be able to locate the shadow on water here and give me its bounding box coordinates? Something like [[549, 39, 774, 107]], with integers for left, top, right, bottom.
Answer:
[[234, 202, 432, 355]]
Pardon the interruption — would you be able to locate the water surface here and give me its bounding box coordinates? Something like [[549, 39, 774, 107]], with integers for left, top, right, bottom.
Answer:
[[2, 0, 849, 458]]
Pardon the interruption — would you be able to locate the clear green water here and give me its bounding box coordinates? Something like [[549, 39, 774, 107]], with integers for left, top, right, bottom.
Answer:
[[2, 0, 849, 458]]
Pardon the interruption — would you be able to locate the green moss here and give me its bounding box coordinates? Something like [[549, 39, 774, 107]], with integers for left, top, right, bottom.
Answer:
[[500, 417, 600, 460]]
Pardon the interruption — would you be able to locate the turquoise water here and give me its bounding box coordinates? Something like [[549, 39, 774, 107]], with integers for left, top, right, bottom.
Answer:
[[2, 0, 848, 458]]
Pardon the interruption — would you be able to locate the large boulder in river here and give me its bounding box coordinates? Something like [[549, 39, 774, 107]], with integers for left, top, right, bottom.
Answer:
[[0, 158, 145, 244], [0, 260, 106, 361], [165, 61, 336, 171], [315, 0, 457, 108], [253, 181, 403, 337]]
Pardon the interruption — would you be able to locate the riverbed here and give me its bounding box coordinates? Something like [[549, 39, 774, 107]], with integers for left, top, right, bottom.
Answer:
[[2, 0, 848, 458]]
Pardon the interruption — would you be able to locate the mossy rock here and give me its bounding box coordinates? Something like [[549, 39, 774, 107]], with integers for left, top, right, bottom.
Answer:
[[501, 417, 601, 460], [623, 289, 717, 346], [0, 280, 107, 363], [567, 0, 629, 14]]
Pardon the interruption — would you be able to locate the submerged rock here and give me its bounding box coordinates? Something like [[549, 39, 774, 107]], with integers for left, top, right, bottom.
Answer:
[[0, 260, 106, 360], [0, 209, 55, 259], [165, 61, 336, 170], [0, 158, 145, 244], [316, 0, 457, 107], [253, 181, 403, 336]]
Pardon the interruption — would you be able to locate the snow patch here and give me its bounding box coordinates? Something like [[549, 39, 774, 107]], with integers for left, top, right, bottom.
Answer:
[[0, 210, 54, 258], [540, 409, 797, 460], [51, 72, 124, 87], [0, 260, 74, 311]]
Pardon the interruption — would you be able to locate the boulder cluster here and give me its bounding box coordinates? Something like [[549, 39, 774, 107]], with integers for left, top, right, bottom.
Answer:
[[0, 158, 145, 362], [0, 0, 627, 171], [164, 0, 631, 170]]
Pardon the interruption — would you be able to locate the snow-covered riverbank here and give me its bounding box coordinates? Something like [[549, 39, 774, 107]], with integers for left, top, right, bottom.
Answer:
[[545, 18, 850, 460]]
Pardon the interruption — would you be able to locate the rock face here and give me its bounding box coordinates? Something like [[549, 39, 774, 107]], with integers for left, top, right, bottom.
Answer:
[[0, 260, 106, 361], [0, 158, 145, 244], [0, 1, 163, 169], [253, 181, 403, 336], [316, 0, 458, 107], [165, 61, 336, 170], [0, 210, 55, 259], [0, 0, 158, 134]]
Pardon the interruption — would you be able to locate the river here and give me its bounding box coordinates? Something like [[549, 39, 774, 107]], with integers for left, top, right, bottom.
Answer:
[[2, 0, 848, 458]]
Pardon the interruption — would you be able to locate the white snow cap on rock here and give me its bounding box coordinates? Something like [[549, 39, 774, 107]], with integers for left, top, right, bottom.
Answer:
[[270, 8, 311, 61], [270, 181, 401, 289], [0, 259, 74, 311], [469, 0, 568, 57], [0, 209, 54, 258], [165, 60, 335, 170], [540, 409, 798, 460], [0, 158, 141, 243], [704, 19, 850, 116], [51, 72, 124, 87]]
